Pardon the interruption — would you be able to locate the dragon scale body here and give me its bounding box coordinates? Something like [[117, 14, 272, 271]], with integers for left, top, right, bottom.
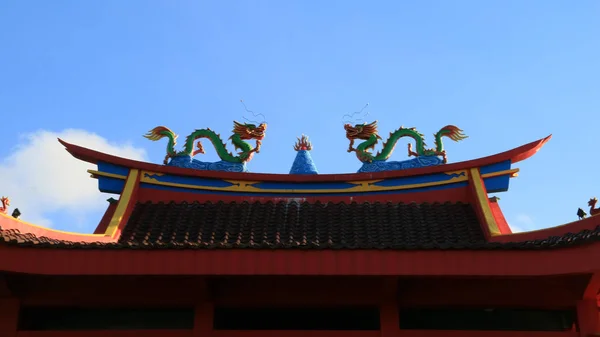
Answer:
[[346, 122, 467, 164], [144, 121, 266, 165], [358, 128, 428, 162], [183, 129, 250, 163]]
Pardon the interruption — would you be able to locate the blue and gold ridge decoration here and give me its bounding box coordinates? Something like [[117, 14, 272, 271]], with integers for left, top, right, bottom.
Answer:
[[87, 160, 519, 196], [357, 156, 443, 173], [138, 170, 468, 194], [167, 156, 247, 173]]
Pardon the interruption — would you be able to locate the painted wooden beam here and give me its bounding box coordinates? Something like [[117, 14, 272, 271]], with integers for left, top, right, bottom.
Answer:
[[583, 272, 600, 299], [468, 168, 501, 237], [104, 169, 139, 238]]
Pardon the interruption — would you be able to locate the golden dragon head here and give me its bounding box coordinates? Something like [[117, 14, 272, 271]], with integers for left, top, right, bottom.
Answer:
[[0, 196, 9, 207], [344, 121, 382, 140], [589, 197, 598, 207], [233, 121, 267, 140]]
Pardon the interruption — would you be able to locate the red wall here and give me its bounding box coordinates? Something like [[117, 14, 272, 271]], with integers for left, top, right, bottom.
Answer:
[[0, 298, 18, 337], [17, 332, 192, 337], [12, 329, 581, 337], [2, 275, 597, 337]]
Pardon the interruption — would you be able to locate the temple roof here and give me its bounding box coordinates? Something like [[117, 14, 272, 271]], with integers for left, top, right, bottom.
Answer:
[[2, 200, 600, 250], [121, 201, 483, 249], [0, 129, 566, 252], [7, 119, 600, 279]]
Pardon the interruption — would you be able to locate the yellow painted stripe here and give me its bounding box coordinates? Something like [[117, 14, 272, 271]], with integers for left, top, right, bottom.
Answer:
[[87, 169, 126, 180], [469, 168, 501, 236], [89, 168, 518, 194], [104, 169, 139, 237], [140, 170, 469, 193], [0, 212, 105, 237], [482, 168, 519, 178]]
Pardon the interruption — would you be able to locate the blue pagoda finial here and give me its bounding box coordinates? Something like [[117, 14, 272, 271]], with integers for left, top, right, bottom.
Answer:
[[290, 135, 318, 175]]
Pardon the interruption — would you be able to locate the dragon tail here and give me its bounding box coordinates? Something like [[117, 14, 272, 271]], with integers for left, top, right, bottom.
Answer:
[[434, 125, 468, 152], [144, 126, 178, 164]]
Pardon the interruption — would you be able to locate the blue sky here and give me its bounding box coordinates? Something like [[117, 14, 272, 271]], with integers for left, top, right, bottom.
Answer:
[[1, 1, 599, 233]]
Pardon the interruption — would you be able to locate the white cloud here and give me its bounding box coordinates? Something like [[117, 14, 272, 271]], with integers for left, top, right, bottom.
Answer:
[[515, 214, 534, 227], [508, 223, 525, 233], [0, 129, 147, 230], [506, 214, 535, 233]]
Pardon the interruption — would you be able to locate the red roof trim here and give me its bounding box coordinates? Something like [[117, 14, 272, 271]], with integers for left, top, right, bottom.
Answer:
[[136, 185, 473, 204], [491, 214, 600, 243], [58, 135, 551, 182], [93, 202, 117, 234], [489, 198, 513, 235], [0, 241, 598, 276]]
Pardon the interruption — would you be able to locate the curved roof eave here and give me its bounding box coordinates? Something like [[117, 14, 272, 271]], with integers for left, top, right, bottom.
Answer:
[[0, 213, 116, 244], [492, 213, 600, 243], [58, 135, 552, 182]]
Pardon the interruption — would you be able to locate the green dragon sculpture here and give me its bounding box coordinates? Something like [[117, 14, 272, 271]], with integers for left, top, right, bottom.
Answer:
[[144, 121, 267, 164], [344, 121, 467, 163]]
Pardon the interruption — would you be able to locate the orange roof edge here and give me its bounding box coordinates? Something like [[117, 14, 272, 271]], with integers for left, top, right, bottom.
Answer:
[[491, 210, 600, 243], [0, 212, 116, 243]]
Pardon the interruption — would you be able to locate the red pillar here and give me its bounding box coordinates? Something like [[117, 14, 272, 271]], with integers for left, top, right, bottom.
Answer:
[[0, 298, 19, 337], [379, 278, 399, 337], [577, 299, 599, 336], [193, 301, 214, 337]]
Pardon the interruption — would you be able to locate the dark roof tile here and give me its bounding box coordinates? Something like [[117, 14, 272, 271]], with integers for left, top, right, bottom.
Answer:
[[2, 201, 600, 250]]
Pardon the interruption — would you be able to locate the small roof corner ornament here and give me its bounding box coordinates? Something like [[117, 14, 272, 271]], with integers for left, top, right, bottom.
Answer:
[[293, 134, 313, 151], [0, 196, 9, 214], [11, 208, 21, 219], [587, 197, 600, 217], [577, 208, 587, 220]]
